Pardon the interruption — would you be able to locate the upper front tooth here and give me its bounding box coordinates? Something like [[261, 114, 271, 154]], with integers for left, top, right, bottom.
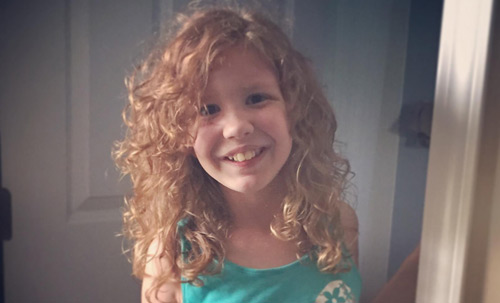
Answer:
[[244, 150, 255, 160], [232, 150, 257, 162], [235, 153, 246, 161]]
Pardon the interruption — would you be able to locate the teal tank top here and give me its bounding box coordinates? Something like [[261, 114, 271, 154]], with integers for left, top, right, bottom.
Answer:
[[179, 222, 362, 303]]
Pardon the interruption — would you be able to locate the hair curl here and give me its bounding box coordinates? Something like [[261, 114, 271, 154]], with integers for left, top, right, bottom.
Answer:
[[113, 6, 352, 301]]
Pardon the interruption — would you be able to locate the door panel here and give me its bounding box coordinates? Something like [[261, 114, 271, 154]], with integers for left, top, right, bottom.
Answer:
[[0, 1, 293, 302], [1, 0, 155, 302]]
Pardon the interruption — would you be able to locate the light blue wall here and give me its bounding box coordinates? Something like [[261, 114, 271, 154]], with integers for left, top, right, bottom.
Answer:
[[293, 0, 444, 299], [292, 1, 413, 300], [387, 0, 443, 278]]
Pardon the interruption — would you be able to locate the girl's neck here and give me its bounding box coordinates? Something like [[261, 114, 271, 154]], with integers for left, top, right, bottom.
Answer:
[[221, 174, 302, 269], [221, 175, 287, 231]]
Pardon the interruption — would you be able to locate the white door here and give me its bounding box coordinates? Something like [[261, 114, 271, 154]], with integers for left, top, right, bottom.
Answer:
[[0, 1, 155, 302], [0, 1, 295, 302]]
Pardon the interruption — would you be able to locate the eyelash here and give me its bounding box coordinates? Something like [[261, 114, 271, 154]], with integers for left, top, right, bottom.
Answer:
[[199, 93, 271, 116], [246, 93, 269, 105], [199, 104, 220, 116]]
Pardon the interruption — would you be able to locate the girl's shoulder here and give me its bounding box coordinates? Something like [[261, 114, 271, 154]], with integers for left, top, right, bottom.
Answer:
[[339, 201, 358, 229], [141, 237, 182, 303], [339, 201, 359, 266]]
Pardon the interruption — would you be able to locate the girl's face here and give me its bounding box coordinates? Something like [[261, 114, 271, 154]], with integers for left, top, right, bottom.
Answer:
[[193, 46, 292, 195]]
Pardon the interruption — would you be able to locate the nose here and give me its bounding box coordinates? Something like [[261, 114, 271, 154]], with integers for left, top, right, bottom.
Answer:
[[222, 110, 254, 140]]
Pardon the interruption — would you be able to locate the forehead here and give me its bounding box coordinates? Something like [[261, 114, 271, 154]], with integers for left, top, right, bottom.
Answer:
[[205, 45, 278, 91]]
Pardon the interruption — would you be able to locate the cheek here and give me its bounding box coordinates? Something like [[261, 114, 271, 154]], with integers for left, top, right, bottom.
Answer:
[[192, 128, 204, 158], [192, 126, 216, 159], [192, 135, 204, 159], [262, 108, 291, 138]]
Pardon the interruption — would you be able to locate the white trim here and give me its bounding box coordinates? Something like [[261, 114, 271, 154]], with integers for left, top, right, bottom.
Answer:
[[417, 0, 494, 301], [284, 0, 295, 38], [68, 0, 91, 215], [66, 0, 137, 223], [158, 0, 174, 39]]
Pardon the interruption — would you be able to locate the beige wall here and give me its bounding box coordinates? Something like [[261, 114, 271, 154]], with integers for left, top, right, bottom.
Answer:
[[464, 3, 500, 301]]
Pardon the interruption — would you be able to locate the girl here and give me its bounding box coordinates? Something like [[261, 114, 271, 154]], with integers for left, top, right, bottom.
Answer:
[[114, 7, 362, 303]]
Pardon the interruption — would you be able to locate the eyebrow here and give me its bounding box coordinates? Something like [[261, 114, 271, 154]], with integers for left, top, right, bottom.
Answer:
[[241, 77, 280, 92], [202, 72, 281, 101]]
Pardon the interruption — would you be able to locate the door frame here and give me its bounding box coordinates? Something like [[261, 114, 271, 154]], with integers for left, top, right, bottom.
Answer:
[[417, 0, 497, 301]]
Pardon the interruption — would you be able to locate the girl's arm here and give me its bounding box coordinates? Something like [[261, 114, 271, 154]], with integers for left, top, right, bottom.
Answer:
[[339, 201, 359, 266], [371, 245, 420, 303], [142, 238, 182, 303], [338, 201, 420, 302]]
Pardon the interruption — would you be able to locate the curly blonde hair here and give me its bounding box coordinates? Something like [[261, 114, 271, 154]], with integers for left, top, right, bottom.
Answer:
[[114, 6, 352, 300]]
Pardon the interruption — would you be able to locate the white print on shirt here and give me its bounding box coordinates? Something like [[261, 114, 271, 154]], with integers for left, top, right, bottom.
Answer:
[[315, 280, 355, 303]]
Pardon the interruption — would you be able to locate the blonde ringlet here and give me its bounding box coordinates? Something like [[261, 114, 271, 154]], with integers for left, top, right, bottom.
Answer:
[[113, 6, 353, 301]]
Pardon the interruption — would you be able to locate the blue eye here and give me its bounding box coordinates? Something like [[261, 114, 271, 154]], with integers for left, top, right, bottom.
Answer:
[[200, 104, 220, 116], [246, 94, 268, 105]]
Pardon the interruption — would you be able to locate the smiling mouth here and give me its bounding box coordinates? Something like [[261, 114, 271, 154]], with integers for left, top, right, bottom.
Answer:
[[226, 148, 264, 162]]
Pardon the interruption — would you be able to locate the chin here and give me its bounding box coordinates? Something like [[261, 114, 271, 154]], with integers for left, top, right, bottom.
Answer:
[[222, 179, 268, 195]]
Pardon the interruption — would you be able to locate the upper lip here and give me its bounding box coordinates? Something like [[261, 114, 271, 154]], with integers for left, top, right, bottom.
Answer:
[[223, 145, 263, 158]]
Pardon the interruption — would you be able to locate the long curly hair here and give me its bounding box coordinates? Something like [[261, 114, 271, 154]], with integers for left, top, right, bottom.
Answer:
[[113, 6, 352, 300]]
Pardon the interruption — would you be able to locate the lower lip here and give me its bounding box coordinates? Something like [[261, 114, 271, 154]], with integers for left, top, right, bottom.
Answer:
[[225, 149, 265, 167]]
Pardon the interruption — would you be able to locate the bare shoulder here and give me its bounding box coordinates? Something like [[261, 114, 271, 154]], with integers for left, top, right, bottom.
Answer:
[[339, 201, 358, 229], [142, 237, 182, 303], [338, 201, 359, 266]]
